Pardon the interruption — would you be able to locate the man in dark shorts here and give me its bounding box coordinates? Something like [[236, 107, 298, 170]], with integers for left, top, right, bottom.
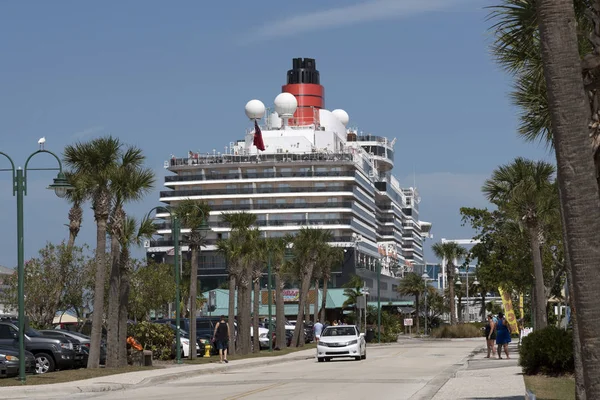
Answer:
[[213, 315, 230, 363]]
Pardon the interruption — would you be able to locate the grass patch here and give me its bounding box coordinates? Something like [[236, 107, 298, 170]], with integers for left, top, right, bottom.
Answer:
[[430, 324, 482, 338], [524, 375, 575, 400], [0, 366, 156, 387], [184, 344, 316, 365]]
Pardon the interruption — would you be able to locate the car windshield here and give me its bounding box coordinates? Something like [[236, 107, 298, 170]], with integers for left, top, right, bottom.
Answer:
[[25, 328, 41, 337], [321, 327, 356, 337], [61, 331, 90, 340]]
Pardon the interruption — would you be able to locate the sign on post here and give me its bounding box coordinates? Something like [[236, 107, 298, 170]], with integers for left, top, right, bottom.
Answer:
[[404, 318, 413, 326]]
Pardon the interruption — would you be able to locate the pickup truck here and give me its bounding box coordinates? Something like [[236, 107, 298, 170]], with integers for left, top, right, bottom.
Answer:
[[0, 320, 75, 374]]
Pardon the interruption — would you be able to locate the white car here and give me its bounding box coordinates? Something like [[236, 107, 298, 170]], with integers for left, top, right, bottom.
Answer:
[[179, 336, 201, 358], [316, 325, 366, 362], [250, 326, 271, 349]]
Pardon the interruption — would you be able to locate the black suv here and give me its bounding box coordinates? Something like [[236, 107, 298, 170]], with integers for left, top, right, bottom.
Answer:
[[0, 320, 75, 374]]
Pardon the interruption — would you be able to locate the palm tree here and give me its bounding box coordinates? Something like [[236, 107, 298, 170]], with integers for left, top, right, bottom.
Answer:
[[320, 246, 343, 323], [482, 157, 555, 330], [431, 242, 466, 325], [217, 212, 257, 355], [247, 229, 265, 353], [106, 147, 154, 367], [342, 275, 364, 326], [536, 1, 600, 397], [174, 199, 211, 359], [398, 272, 424, 333], [116, 216, 156, 367], [64, 136, 122, 368], [266, 237, 289, 349], [289, 228, 332, 347]]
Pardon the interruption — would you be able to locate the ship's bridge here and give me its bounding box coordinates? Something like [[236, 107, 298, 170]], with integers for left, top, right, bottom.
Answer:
[[346, 132, 394, 172]]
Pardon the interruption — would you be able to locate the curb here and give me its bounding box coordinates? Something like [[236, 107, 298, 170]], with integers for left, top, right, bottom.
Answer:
[[140, 353, 315, 386], [2, 352, 316, 399]]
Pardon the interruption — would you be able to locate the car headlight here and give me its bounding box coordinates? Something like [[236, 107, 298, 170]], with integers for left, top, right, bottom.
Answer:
[[346, 339, 358, 345], [60, 342, 73, 350], [259, 333, 268, 338], [318, 342, 329, 347], [0, 354, 18, 361]]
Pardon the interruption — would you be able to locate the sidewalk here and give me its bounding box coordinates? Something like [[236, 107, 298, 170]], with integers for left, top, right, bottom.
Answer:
[[431, 342, 526, 400], [2, 348, 316, 399]]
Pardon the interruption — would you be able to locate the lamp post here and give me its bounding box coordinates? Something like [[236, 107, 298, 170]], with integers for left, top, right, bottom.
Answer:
[[267, 252, 273, 352], [0, 148, 73, 383], [376, 260, 381, 344], [421, 271, 433, 336]]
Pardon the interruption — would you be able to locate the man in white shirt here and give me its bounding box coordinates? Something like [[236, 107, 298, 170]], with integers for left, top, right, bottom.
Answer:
[[314, 320, 324, 342]]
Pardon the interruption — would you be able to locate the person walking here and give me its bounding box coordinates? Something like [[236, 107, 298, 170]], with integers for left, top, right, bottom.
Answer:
[[495, 312, 511, 359], [313, 320, 324, 343], [484, 314, 497, 358], [213, 315, 230, 363]]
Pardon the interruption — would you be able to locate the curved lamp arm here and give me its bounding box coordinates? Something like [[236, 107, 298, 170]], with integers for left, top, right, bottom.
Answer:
[[0, 151, 17, 194], [23, 150, 64, 195]]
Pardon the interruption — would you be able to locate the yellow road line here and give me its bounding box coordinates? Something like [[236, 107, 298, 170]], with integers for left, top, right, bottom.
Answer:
[[223, 382, 287, 400]]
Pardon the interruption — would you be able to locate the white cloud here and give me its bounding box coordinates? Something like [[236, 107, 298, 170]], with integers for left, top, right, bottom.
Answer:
[[242, 0, 475, 43], [72, 126, 104, 140]]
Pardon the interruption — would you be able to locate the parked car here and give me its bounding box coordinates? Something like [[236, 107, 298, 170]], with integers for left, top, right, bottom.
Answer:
[[0, 319, 75, 374], [39, 330, 88, 368], [0, 346, 36, 378], [53, 330, 106, 365]]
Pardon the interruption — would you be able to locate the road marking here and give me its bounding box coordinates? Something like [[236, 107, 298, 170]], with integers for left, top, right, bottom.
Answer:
[[223, 382, 287, 400], [393, 350, 403, 356]]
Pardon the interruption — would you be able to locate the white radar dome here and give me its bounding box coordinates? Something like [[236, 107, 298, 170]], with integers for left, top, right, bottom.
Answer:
[[332, 109, 350, 127], [274, 92, 298, 117], [245, 99, 266, 120]]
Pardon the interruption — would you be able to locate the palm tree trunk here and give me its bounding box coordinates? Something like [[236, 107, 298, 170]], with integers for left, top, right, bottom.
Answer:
[[252, 278, 260, 353], [292, 272, 312, 347], [448, 265, 456, 325], [88, 211, 109, 369], [189, 247, 198, 359], [320, 274, 328, 323], [236, 283, 243, 353], [67, 203, 82, 249], [243, 279, 252, 354], [106, 234, 121, 368], [313, 279, 319, 325], [538, 1, 600, 396], [228, 274, 236, 356], [528, 226, 548, 330], [117, 249, 131, 367], [415, 294, 420, 333], [275, 273, 286, 349]]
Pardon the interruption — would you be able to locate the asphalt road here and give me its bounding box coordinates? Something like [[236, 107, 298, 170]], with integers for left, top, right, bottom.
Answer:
[[68, 340, 482, 400]]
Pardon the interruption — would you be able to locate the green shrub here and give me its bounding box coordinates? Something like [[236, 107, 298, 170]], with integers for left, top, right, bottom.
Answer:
[[519, 326, 573, 376], [431, 323, 482, 338], [127, 321, 174, 360]]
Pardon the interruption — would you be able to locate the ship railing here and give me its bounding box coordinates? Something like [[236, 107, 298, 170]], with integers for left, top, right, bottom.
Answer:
[[166, 152, 355, 167]]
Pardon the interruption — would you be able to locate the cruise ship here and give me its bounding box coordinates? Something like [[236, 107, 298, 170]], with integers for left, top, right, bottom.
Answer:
[[147, 58, 431, 301]]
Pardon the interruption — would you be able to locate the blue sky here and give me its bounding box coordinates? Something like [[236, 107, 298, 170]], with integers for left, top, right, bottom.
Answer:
[[0, 0, 553, 268]]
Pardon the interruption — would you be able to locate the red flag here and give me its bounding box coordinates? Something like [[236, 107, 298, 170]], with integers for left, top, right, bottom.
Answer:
[[253, 120, 265, 151]]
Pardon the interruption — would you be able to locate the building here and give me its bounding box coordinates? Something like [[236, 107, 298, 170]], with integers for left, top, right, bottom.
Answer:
[[147, 58, 431, 300]]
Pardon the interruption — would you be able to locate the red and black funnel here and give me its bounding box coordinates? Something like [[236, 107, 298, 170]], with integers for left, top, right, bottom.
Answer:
[[281, 58, 324, 126]]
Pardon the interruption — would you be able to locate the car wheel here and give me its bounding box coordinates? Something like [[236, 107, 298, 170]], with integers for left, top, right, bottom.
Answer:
[[317, 357, 324, 362], [325, 357, 331, 362], [35, 353, 55, 374], [361, 351, 366, 360]]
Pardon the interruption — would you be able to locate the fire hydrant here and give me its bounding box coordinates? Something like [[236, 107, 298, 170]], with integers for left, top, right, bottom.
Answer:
[[203, 342, 211, 358]]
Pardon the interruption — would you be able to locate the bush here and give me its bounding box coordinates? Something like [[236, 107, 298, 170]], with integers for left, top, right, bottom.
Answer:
[[431, 323, 482, 338], [519, 326, 573, 376], [127, 321, 174, 361]]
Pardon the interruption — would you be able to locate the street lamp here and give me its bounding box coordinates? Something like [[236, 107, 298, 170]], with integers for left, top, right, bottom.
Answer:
[[421, 271, 433, 336], [0, 148, 73, 383], [147, 205, 209, 364], [376, 260, 381, 344]]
